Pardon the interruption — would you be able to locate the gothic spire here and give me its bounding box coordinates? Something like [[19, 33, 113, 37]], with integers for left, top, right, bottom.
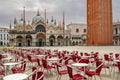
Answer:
[[37, 8, 40, 16], [54, 19, 56, 25], [10, 21, 12, 30], [20, 13, 23, 21], [23, 6, 26, 32], [62, 11, 65, 36], [47, 19, 48, 24], [51, 16, 54, 22], [14, 17, 17, 25]]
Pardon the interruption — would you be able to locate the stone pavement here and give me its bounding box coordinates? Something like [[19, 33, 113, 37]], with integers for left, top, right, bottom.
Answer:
[[1, 46, 120, 80]]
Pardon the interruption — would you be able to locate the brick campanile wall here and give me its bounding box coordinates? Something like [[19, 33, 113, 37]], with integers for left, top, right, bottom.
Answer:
[[87, 0, 113, 45]]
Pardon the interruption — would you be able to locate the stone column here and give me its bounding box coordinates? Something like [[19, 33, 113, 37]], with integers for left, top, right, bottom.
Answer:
[[118, 38, 120, 45]]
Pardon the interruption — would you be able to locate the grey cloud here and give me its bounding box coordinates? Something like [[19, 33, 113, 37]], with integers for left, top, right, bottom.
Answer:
[[0, 0, 120, 27]]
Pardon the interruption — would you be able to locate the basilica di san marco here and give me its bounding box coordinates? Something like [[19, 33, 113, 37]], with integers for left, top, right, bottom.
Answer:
[[9, 9, 71, 47]]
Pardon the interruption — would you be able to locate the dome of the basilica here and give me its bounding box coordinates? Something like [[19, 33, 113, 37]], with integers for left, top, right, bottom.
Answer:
[[32, 10, 44, 24], [33, 15, 44, 22]]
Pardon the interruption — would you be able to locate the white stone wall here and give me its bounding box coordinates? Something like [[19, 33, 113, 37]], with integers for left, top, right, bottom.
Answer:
[[0, 28, 9, 46], [67, 23, 87, 45], [113, 22, 120, 45]]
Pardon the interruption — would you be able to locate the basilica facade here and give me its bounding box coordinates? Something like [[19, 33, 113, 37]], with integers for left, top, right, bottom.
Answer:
[[9, 10, 71, 47]]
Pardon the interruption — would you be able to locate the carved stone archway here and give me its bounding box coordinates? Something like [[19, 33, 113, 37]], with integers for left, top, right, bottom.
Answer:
[[57, 35, 63, 46], [36, 33, 46, 46], [49, 35, 55, 46]]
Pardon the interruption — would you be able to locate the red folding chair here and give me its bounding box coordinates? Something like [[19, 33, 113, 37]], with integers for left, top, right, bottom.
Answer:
[[67, 65, 86, 80]]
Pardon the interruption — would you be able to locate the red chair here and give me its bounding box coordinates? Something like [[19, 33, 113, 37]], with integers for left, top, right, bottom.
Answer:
[[115, 54, 120, 60], [0, 54, 5, 60], [32, 67, 37, 80], [27, 67, 37, 80], [37, 71, 44, 80], [56, 63, 68, 80], [85, 61, 103, 80], [21, 53, 27, 59], [104, 54, 113, 62], [11, 61, 26, 73], [96, 60, 110, 75], [0, 63, 5, 76], [42, 59, 55, 74], [117, 62, 120, 80], [27, 54, 37, 66], [56, 57, 71, 67], [78, 59, 89, 71], [67, 65, 86, 80], [37, 58, 43, 69]]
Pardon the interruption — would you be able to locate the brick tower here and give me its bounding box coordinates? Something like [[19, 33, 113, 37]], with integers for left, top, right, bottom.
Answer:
[[87, 0, 113, 45]]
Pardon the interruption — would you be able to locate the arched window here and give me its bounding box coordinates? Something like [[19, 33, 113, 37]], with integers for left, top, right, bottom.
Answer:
[[76, 28, 79, 33], [35, 24, 45, 32]]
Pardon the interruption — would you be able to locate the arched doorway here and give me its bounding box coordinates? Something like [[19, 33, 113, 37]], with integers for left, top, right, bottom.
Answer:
[[38, 39, 43, 46], [76, 41, 78, 45], [0, 41, 3, 46], [57, 35, 63, 46], [16, 36, 23, 47], [26, 35, 32, 46], [49, 35, 55, 46], [36, 33, 46, 47], [65, 36, 69, 46], [72, 41, 75, 46], [50, 40, 54, 46]]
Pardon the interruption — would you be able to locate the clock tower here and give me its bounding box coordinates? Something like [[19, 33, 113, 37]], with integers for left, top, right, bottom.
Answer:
[[87, 0, 113, 45]]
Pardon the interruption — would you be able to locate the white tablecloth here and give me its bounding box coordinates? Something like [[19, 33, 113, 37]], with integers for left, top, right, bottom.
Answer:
[[3, 73, 28, 80]]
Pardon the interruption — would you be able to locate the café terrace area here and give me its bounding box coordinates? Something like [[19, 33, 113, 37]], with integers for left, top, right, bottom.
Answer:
[[0, 46, 120, 80]]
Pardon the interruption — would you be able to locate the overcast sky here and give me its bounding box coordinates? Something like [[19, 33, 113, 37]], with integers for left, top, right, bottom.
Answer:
[[0, 0, 120, 28]]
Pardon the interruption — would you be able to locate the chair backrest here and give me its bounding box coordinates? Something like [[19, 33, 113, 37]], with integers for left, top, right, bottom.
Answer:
[[80, 52, 83, 56], [27, 54, 32, 61], [96, 61, 103, 74], [42, 59, 47, 68], [37, 71, 44, 80], [85, 53, 90, 56], [67, 65, 73, 78], [56, 64, 60, 74], [0, 63, 5, 75], [21, 61, 26, 72], [104, 54, 109, 60], [59, 58, 63, 63], [32, 67, 37, 80], [37, 58, 41, 66], [117, 62, 120, 71], [79, 59, 89, 64], [64, 58, 71, 65], [115, 54, 120, 59], [0, 54, 3, 60], [93, 53, 98, 58]]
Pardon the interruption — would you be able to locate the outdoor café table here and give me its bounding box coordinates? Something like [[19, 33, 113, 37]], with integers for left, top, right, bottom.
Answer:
[[47, 57, 59, 64], [81, 55, 91, 59], [47, 57, 60, 74], [3, 62, 21, 75], [47, 57, 59, 61], [2, 57, 12, 62], [72, 63, 88, 76], [3, 73, 28, 80], [34, 55, 45, 58], [72, 63, 88, 67], [114, 59, 120, 62], [1, 53, 11, 56]]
